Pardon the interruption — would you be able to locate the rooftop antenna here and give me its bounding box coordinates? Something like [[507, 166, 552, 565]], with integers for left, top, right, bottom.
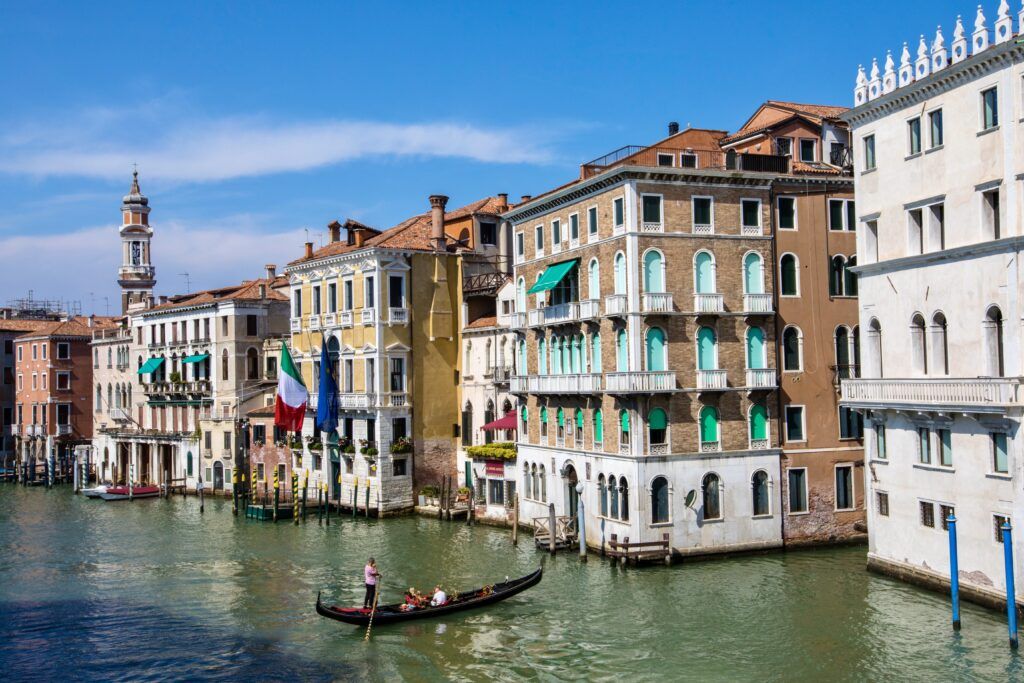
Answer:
[[179, 272, 191, 293], [89, 292, 94, 315], [103, 297, 109, 316]]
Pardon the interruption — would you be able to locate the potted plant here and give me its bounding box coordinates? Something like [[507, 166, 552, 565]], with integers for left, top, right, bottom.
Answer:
[[169, 371, 183, 385], [456, 486, 470, 503], [390, 436, 413, 454], [419, 485, 439, 507]]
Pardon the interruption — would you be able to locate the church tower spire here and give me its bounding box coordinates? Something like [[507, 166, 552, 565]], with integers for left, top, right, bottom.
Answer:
[[117, 169, 156, 314]]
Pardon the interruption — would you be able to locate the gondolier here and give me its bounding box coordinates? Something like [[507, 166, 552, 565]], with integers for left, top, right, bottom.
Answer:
[[363, 558, 380, 609]]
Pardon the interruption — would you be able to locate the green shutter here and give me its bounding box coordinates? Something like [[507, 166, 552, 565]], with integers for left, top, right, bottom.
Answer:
[[557, 408, 564, 427], [521, 406, 528, 423], [649, 408, 667, 430], [575, 409, 584, 430], [620, 410, 630, 433], [700, 407, 718, 442], [540, 407, 547, 423], [595, 410, 604, 441], [750, 404, 767, 440]]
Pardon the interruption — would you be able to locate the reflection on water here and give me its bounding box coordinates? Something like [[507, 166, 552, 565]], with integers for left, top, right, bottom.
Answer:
[[0, 485, 1020, 681]]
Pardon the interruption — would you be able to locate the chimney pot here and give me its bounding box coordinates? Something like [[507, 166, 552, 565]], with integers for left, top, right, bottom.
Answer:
[[520, 195, 532, 203], [353, 228, 366, 247], [328, 220, 342, 243], [429, 194, 449, 251], [258, 284, 266, 299], [668, 121, 680, 135], [497, 193, 509, 211], [304, 241, 313, 259], [265, 264, 276, 279]]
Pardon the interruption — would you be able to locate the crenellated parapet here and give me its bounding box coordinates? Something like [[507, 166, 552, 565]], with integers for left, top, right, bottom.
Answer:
[[854, 2, 1022, 107]]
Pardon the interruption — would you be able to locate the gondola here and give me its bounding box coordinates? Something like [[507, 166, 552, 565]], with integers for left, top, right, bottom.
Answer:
[[99, 485, 161, 501], [315, 567, 542, 626]]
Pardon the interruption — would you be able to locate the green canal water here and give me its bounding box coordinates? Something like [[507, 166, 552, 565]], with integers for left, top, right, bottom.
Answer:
[[0, 485, 1020, 681]]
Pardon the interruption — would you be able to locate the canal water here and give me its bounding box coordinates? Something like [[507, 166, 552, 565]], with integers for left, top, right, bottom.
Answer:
[[0, 486, 1020, 682]]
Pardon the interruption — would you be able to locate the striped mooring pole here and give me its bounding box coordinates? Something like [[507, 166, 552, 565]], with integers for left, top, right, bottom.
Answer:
[[1002, 522, 1018, 649], [948, 514, 961, 630]]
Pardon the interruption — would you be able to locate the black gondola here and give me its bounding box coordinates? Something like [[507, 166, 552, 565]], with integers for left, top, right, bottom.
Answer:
[[315, 567, 542, 626]]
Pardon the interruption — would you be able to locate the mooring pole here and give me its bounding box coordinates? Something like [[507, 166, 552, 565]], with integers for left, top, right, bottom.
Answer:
[[198, 475, 204, 514], [232, 467, 239, 516], [272, 469, 280, 522], [292, 472, 299, 526], [948, 513, 961, 631], [352, 479, 357, 519], [325, 482, 331, 526], [365, 480, 370, 518], [317, 483, 323, 525], [577, 484, 587, 562], [548, 502, 557, 555], [1003, 522, 1018, 649], [512, 493, 519, 546], [302, 474, 309, 522]]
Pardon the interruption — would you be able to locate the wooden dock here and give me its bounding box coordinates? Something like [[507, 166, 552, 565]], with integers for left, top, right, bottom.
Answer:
[[533, 515, 577, 550], [606, 533, 673, 566]]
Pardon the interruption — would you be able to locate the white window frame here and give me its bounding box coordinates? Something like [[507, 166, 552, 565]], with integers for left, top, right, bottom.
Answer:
[[551, 219, 562, 253], [798, 138, 817, 163], [656, 152, 674, 167], [750, 469, 773, 518], [515, 231, 524, 260], [691, 195, 714, 234], [781, 325, 804, 372], [56, 371, 70, 391], [906, 115, 922, 157], [534, 224, 545, 258], [612, 196, 625, 232], [927, 108, 943, 149], [639, 193, 664, 230], [679, 152, 698, 168], [863, 133, 877, 170], [784, 404, 806, 443], [568, 212, 580, 247], [740, 198, 762, 234], [828, 198, 855, 231], [875, 490, 890, 517], [776, 196, 798, 231], [586, 205, 599, 240], [979, 85, 999, 132]]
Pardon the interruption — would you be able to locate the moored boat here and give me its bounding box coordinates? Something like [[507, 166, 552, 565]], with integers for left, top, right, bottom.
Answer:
[[81, 485, 109, 498], [99, 485, 161, 501], [315, 567, 542, 626]]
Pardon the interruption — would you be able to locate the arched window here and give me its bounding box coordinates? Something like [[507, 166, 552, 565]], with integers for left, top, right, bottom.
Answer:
[[561, 336, 571, 374], [114, 384, 122, 409], [221, 349, 229, 381], [465, 341, 473, 376], [519, 339, 527, 375], [540, 406, 548, 438], [614, 252, 626, 294], [591, 333, 602, 373], [485, 340, 493, 374], [463, 401, 474, 445], [107, 384, 113, 410], [516, 277, 526, 312], [593, 408, 604, 444], [616, 329, 628, 372], [702, 472, 722, 520], [574, 408, 584, 442], [556, 407, 565, 441], [137, 354, 143, 371], [780, 254, 799, 296], [852, 326, 861, 375], [530, 463, 538, 500], [845, 256, 858, 295], [835, 326, 850, 378], [829, 255, 846, 296], [571, 335, 582, 373], [694, 251, 715, 293], [752, 470, 770, 516], [931, 313, 949, 375], [985, 306, 1005, 377], [868, 318, 883, 377], [588, 259, 600, 300], [187, 451, 194, 477], [782, 326, 802, 371], [609, 476, 619, 518], [246, 347, 260, 380], [619, 410, 630, 446], [538, 337, 547, 375], [539, 464, 547, 502], [551, 335, 561, 374], [520, 405, 528, 434], [646, 327, 666, 371], [106, 347, 112, 368], [620, 479, 629, 521], [523, 463, 532, 500], [746, 327, 765, 370], [697, 326, 717, 370], [95, 384, 102, 411], [651, 476, 670, 524], [743, 252, 764, 294], [699, 406, 719, 449], [910, 314, 927, 375], [598, 474, 608, 516], [643, 250, 664, 293], [649, 408, 667, 446], [749, 403, 768, 448]]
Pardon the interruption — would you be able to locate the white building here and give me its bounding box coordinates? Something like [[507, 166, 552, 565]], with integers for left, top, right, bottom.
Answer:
[[841, 3, 1024, 608]]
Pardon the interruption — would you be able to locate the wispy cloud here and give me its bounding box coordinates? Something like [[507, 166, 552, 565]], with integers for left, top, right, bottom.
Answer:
[[0, 99, 558, 183], [0, 216, 306, 313]]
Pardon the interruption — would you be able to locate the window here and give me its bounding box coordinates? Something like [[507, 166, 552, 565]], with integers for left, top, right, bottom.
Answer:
[[656, 152, 674, 167], [775, 137, 792, 157], [784, 405, 805, 442], [981, 87, 999, 130], [328, 283, 337, 312], [57, 342, 70, 360], [752, 471, 770, 516], [364, 276, 375, 308], [312, 286, 321, 315], [828, 199, 855, 231], [246, 314, 258, 337], [918, 427, 931, 464], [692, 197, 713, 231], [839, 406, 863, 440], [926, 203, 945, 252], [613, 197, 624, 228], [701, 473, 721, 520], [877, 492, 889, 517], [788, 468, 807, 513], [551, 219, 561, 245], [516, 232, 524, 258], [906, 208, 924, 255], [929, 110, 943, 148], [56, 372, 70, 391], [619, 410, 630, 446], [393, 458, 408, 477], [931, 312, 949, 375], [699, 406, 719, 448], [835, 465, 854, 511], [694, 251, 715, 294], [985, 306, 1005, 377], [593, 408, 603, 444], [679, 152, 697, 168], [223, 431, 231, 450], [390, 357, 405, 392], [982, 188, 1002, 240], [641, 195, 662, 226], [777, 197, 796, 230], [799, 138, 816, 162], [920, 501, 935, 528], [343, 280, 353, 310], [907, 117, 922, 155], [940, 505, 955, 531], [651, 476, 669, 523], [479, 221, 497, 246], [539, 407, 548, 438], [16, 345, 22, 361], [938, 429, 952, 467], [995, 515, 1011, 543], [587, 206, 598, 236], [782, 326, 802, 371], [293, 288, 302, 317], [863, 135, 876, 170], [780, 254, 799, 296], [31, 344, 37, 360], [875, 423, 887, 460], [568, 214, 579, 243], [534, 225, 544, 253], [992, 432, 1009, 473], [648, 408, 667, 447], [741, 199, 761, 231]]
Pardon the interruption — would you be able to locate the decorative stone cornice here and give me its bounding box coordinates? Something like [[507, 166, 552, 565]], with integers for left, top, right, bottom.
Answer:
[[852, 234, 1024, 277]]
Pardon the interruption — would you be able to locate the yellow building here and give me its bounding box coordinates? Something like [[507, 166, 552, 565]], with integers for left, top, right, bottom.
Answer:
[[285, 194, 512, 513]]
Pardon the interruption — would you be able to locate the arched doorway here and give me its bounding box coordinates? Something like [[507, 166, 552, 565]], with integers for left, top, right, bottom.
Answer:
[[563, 463, 579, 520], [213, 461, 224, 491]]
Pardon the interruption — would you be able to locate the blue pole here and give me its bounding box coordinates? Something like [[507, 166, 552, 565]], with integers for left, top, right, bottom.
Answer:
[[948, 514, 961, 630], [1003, 522, 1018, 649]]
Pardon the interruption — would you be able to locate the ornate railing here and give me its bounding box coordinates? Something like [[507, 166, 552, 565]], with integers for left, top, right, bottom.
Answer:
[[697, 369, 727, 390], [694, 293, 724, 314], [606, 371, 676, 393]]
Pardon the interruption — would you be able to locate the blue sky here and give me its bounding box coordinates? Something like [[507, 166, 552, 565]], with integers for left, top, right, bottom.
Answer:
[[0, 0, 968, 313]]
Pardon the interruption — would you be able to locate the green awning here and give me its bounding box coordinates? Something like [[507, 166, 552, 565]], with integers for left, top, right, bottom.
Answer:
[[137, 357, 165, 374], [182, 353, 210, 364], [527, 258, 579, 294]]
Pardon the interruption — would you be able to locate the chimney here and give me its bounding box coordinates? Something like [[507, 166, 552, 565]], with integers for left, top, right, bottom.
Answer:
[[429, 194, 449, 251], [265, 264, 276, 279], [258, 284, 266, 299], [668, 121, 680, 136], [520, 194, 532, 203], [497, 193, 509, 212], [328, 220, 342, 243], [304, 241, 313, 259], [353, 228, 366, 247], [88, 314, 95, 328], [160, 295, 169, 305]]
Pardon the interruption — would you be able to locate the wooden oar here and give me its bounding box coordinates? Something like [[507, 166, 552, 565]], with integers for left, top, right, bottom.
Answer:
[[364, 577, 381, 642]]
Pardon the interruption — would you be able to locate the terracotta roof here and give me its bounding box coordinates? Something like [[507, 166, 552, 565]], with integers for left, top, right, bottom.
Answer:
[[247, 405, 276, 418], [14, 316, 118, 339], [0, 319, 48, 334], [289, 196, 510, 266], [791, 160, 843, 176], [723, 100, 850, 144], [466, 315, 497, 329], [148, 277, 288, 313], [766, 100, 849, 120]]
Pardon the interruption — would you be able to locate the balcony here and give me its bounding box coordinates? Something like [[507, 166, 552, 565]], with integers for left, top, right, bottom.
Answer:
[[697, 369, 727, 391], [389, 308, 409, 325], [388, 393, 408, 407], [186, 380, 212, 394], [604, 294, 628, 317], [642, 292, 674, 314], [56, 424, 71, 436], [840, 378, 1021, 414], [743, 294, 773, 314], [649, 443, 669, 456], [309, 315, 321, 331], [740, 223, 763, 237], [579, 299, 601, 320], [694, 294, 724, 314], [492, 366, 512, 383], [606, 371, 676, 393], [361, 309, 377, 326], [640, 221, 664, 233], [338, 311, 353, 327], [700, 440, 721, 453], [110, 408, 131, 422], [749, 438, 770, 450], [338, 393, 375, 409], [511, 374, 602, 394], [528, 303, 579, 327], [579, 146, 790, 179], [290, 318, 302, 333], [693, 223, 713, 235], [322, 312, 337, 327], [745, 368, 776, 389], [509, 312, 527, 328]]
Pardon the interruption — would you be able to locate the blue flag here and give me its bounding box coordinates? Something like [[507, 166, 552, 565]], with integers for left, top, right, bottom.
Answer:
[[316, 336, 339, 433]]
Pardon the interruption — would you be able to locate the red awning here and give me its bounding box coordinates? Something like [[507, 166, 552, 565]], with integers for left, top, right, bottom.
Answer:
[[481, 410, 517, 432]]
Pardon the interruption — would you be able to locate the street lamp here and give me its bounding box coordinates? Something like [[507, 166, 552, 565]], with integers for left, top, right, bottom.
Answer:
[[576, 482, 586, 562]]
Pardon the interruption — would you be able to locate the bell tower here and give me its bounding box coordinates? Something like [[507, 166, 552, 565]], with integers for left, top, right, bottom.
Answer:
[[117, 170, 156, 314]]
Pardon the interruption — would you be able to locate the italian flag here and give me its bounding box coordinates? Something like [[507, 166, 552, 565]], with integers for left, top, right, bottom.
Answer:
[[274, 342, 308, 432]]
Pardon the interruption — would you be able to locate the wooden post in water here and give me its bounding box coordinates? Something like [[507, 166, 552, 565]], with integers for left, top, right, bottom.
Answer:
[[466, 486, 473, 526], [198, 475, 204, 514], [325, 482, 331, 526], [512, 493, 519, 546], [365, 479, 370, 518], [317, 483, 323, 525], [272, 469, 280, 522], [293, 472, 300, 526], [352, 479, 358, 519], [548, 502, 557, 555], [301, 473, 309, 522], [231, 467, 239, 515]]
